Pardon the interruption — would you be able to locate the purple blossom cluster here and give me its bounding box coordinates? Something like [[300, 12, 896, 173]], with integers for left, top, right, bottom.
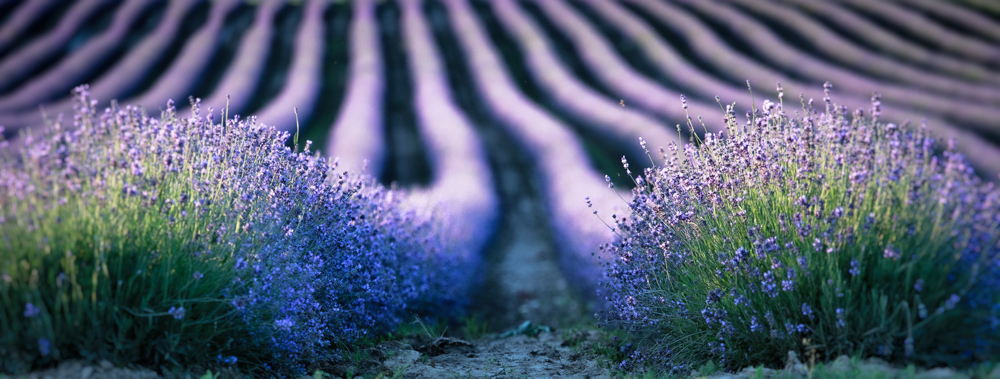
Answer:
[[598, 85, 1000, 373], [0, 87, 455, 374]]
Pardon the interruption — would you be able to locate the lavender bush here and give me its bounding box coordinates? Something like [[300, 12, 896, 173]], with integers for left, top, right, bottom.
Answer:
[[0, 87, 450, 375], [601, 84, 1000, 374]]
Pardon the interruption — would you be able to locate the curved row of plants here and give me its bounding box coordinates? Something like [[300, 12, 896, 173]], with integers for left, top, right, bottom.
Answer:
[[251, 0, 324, 134], [613, 0, 1000, 176], [0, 0, 61, 56], [325, 0, 384, 177], [398, 0, 498, 314], [775, 0, 1000, 86], [439, 0, 626, 300], [0, 0, 154, 113], [687, 0, 1000, 124], [0, 0, 109, 93], [903, 0, 1000, 41], [490, 0, 679, 167], [0, 0, 202, 134], [526, 0, 723, 134], [834, 0, 1000, 63], [6, 0, 999, 179]]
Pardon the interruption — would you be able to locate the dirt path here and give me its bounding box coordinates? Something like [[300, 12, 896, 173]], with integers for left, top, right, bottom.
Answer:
[[425, 0, 589, 331], [338, 331, 611, 379]]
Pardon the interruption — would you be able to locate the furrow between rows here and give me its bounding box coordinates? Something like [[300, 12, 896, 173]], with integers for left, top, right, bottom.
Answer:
[[112, 0, 240, 120], [399, 0, 499, 304], [686, 0, 1000, 137], [326, 0, 385, 178], [491, 0, 680, 166], [743, 0, 1000, 91], [0, 0, 157, 113], [0, 0, 202, 139], [251, 0, 326, 134], [442, 0, 627, 302], [834, 0, 1000, 64], [0, 0, 112, 93], [893, 0, 1000, 43], [0, 0, 59, 57], [624, 0, 1000, 178], [187, 0, 282, 119], [528, 0, 721, 140]]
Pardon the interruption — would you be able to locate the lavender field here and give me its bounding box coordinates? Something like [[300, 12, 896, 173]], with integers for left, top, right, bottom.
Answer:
[[1, 0, 999, 377]]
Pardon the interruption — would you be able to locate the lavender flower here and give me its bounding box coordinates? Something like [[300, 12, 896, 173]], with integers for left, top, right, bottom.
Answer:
[[781, 280, 795, 292], [275, 317, 295, 331], [945, 294, 961, 310], [217, 355, 238, 365], [801, 303, 814, 320], [38, 339, 50, 357], [168, 306, 185, 320], [24, 303, 40, 318], [706, 289, 723, 304], [883, 246, 900, 260]]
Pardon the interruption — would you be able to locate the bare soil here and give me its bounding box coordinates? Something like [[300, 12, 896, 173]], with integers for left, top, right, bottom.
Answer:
[[334, 332, 611, 379]]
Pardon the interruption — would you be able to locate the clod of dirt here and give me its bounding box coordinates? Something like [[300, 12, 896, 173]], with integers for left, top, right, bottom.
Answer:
[[416, 337, 474, 356], [498, 321, 552, 338]]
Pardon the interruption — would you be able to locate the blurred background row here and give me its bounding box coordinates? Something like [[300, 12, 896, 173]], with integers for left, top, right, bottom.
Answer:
[[2, 0, 999, 184]]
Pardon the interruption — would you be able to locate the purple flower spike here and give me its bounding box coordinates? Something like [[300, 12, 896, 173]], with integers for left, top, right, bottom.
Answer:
[[24, 303, 40, 318], [38, 339, 50, 357], [168, 306, 185, 320]]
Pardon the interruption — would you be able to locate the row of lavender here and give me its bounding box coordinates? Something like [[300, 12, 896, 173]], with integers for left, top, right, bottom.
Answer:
[[1, 0, 1000, 374], [0, 88, 461, 374], [4, 0, 999, 174]]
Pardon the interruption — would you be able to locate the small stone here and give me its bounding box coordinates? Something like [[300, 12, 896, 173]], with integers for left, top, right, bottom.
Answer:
[[703, 372, 740, 379], [80, 367, 94, 379], [827, 355, 851, 373], [99, 360, 114, 370], [381, 342, 421, 373], [915, 368, 968, 379], [737, 366, 776, 378], [784, 351, 808, 376]]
